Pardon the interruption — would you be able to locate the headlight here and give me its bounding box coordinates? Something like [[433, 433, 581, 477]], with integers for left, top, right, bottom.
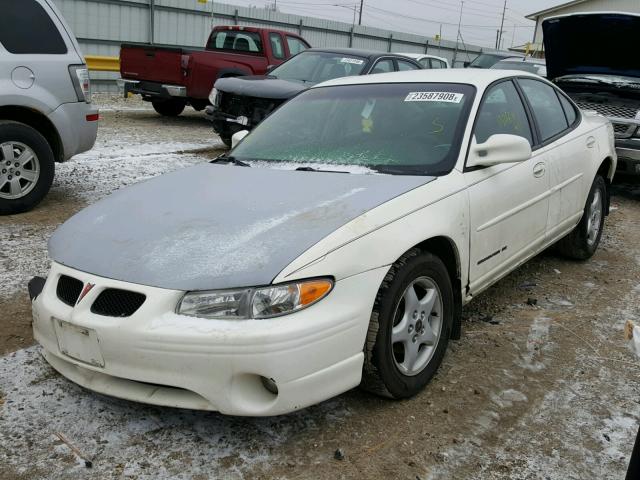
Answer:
[[208, 88, 218, 105], [177, 278, 333, 319]]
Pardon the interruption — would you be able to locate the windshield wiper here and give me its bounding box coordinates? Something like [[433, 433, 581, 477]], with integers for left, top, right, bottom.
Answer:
[[295, 166, 349, 173], [210, 155, 250, 167]]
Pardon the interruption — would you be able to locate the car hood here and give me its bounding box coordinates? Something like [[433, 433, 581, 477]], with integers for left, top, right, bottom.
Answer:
[[49, 164, 433, 291], [214, 75, 308, 100], [543, 13, 640, 81]]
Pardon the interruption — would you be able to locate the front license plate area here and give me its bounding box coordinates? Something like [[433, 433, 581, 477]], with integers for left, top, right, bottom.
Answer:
[[53, 319, 104, 368]]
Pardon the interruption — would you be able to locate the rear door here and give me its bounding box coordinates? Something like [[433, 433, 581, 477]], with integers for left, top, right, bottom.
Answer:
[[0, 0, 83, 106], [465, 79, 550, 293], [516, 77, 587, 239]]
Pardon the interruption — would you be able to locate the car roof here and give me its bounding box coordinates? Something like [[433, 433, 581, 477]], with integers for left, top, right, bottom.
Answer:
[[306, 47, 417, 60], [496, 57, 546, 65], [312, 68, 542, 89], [398, 53, 448, 63]]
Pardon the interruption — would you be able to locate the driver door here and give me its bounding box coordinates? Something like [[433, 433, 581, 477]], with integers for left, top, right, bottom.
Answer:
[[465, 79, 551, 294]]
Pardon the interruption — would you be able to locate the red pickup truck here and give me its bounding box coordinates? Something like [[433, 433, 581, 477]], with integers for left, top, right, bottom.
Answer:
[[119, 26, 310, 116]]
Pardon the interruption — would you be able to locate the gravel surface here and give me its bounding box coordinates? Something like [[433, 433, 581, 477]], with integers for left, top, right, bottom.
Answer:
[[1, 96, 639, 479]]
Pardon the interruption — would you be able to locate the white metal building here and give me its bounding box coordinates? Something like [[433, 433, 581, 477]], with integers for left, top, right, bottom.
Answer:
[[526, 0, 640, 46]]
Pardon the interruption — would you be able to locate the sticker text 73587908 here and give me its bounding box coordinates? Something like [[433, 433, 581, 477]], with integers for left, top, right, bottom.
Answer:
[[404, 92, 464, 103]]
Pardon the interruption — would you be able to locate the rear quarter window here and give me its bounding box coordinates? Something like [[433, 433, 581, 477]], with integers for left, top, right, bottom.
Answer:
[[0, 0, 68, 54]]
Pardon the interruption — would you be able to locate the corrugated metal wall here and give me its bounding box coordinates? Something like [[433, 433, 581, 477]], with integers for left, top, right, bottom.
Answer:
[[52, 0, 488, 92]]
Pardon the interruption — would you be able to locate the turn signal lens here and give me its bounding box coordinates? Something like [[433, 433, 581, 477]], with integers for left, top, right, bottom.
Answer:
[[299, 280, 333, 306]]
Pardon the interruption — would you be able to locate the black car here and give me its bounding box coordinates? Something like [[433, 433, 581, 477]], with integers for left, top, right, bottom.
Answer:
[[205, 48, 422, 146]]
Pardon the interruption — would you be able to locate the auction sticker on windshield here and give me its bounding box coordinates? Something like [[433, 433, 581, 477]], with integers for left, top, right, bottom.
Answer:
[[404, 92, 464, 103], [340, 57, 365, 65]]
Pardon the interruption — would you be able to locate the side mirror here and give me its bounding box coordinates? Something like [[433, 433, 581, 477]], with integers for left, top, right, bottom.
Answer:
[[266, 64, 276, 74], [467, 134, 532, 168], [231, 130, 249, 148], [463, 61, 470, 68]]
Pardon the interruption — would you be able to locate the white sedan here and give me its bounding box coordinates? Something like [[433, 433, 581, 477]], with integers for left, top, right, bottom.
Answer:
[[30, 69, 616, 416]]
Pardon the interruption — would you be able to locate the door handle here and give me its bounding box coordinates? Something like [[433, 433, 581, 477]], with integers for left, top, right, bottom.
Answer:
[[533, 162, 546, 178], [586, 136, 596, 148]]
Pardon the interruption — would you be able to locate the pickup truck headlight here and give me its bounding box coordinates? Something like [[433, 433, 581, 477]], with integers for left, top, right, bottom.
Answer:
[[177, 278, 333, 319], [208, 88, 218, 106]]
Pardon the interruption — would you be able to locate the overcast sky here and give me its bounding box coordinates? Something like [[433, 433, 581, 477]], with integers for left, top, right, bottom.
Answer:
[[221, 0, 567, 48]]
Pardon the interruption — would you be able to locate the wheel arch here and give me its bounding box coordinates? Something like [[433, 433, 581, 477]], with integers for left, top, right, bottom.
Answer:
[[0, 106, 63, 162], [597, 156, 614, 215], [395, 235, 463, 340]]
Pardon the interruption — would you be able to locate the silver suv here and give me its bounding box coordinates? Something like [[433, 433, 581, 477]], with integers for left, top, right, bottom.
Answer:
[[0, 0, 98, 215]]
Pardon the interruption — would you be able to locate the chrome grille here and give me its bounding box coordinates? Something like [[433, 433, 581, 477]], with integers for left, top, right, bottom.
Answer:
[[575, 101, 639, 119]]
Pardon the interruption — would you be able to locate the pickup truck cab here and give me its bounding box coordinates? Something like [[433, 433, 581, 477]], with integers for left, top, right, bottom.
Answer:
[[1, 0, 98, 215], [119, 26, 310, 117]]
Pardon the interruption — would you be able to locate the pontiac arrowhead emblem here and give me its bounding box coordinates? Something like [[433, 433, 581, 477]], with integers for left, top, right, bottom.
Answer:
[[77, 283, 95, 305]]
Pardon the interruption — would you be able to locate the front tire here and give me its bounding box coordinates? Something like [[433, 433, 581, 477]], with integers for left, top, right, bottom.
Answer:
[[0, 121, 55, 215], [361, 249, 453, 399], [556, 175, 606, 260], [152, 99, 186, 117]]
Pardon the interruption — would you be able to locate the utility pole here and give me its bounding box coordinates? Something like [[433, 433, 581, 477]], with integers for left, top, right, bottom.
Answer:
[[453, 1, 463, 66], [497, 0, 506, 51], [358, 0, 364, 25]]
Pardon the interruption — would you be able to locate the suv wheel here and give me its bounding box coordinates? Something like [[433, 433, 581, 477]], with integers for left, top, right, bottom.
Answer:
[[152, 99, 186, 117], [0, 121, 55, 215]]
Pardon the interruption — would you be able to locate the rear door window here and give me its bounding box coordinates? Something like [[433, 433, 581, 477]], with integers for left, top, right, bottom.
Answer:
[[397, 59, 420, 71], [518, 78, 569, 142], [419, 58, 432, 69], [370, 59, 394, 74], [286, 36, 309, 56], [473, 80, 533, 145], [0, 0, 68, 54], [269, 33, 285, 60], [209, 31, 263, 53], [432, 60, 446, 69]]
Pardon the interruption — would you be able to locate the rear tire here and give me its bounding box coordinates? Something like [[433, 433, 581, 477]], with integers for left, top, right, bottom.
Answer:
[[361, 249, 453, 399], [0, 121, 55, 215], [556, 175, 606, 260], [152, 99, 185, 117]]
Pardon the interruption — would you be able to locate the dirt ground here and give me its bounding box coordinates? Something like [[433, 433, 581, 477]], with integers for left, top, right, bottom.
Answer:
[[1, 96, 639, 479]]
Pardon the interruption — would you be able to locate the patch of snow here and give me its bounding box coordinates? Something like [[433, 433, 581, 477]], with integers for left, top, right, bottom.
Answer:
[[518, 315, 552, 372], [0, 347, 351, 479]]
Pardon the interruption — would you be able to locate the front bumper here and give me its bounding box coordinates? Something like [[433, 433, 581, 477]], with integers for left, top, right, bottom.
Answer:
[[204, 105, 251, 129], [48, 102, 98, 161], [615, 138, 640, 175], [32, 261, 386, 416]]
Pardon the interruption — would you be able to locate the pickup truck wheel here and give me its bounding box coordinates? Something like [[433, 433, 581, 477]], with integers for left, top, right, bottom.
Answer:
[[0, 121, 55, 215], [361, 249, 453, 399], [556, 175, 606, 260], [152, 100, 186, 117]]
